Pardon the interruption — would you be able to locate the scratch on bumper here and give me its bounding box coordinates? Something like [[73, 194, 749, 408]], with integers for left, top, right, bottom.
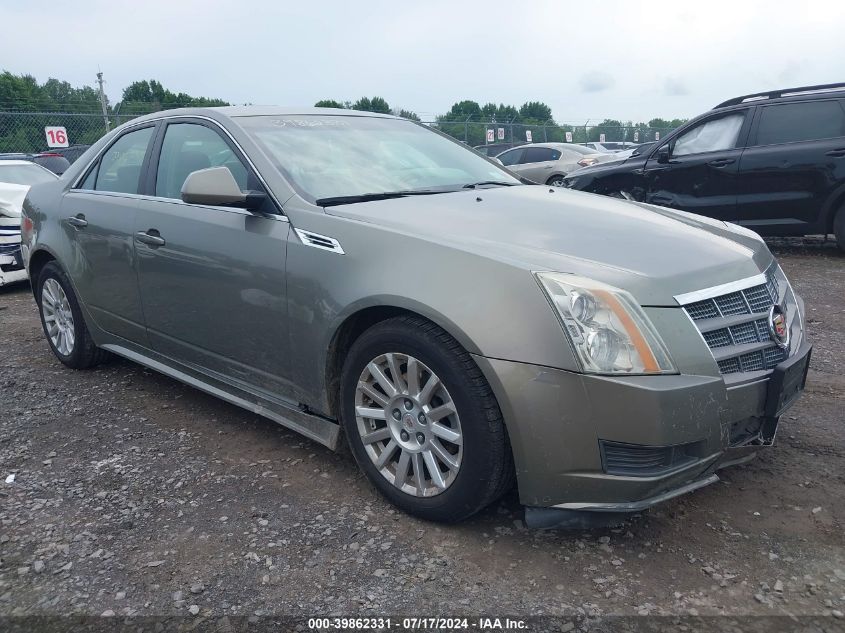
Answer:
[[551, 473, 719, 512]]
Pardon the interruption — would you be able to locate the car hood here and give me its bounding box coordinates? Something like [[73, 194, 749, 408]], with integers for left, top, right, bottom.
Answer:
[[0, 183, 29, 218], [325, 185, 773, 306]]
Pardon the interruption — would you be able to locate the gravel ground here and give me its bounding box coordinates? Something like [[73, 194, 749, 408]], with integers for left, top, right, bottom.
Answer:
[[1, 238, 843, 628]]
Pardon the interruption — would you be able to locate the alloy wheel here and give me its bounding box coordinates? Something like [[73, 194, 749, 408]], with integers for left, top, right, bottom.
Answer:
[[355, 353, 463, 497], [41, 278, 75, 356]]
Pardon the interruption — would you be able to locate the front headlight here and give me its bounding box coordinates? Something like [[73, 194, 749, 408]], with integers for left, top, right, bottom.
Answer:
[[535, 272, 676, 375]]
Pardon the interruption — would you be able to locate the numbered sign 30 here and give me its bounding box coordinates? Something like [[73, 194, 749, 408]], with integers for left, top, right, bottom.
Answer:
[[45, 126, 69, 148]]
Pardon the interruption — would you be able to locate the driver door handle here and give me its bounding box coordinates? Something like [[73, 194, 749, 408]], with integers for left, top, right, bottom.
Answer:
[[135, 230, 166, 247], [708, 158, 735, 167], [66, 214, 88, 228]]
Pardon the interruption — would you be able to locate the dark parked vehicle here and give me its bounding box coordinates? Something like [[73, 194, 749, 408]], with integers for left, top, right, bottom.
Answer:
[[0, 152, 72, 175], [41, 144, 93, 165], [563, 83, 845, 250]]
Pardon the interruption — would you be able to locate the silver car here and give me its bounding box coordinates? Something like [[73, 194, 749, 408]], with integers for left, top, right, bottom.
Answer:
[[21, 107, 811, 527], [497, 143, 613, 186]]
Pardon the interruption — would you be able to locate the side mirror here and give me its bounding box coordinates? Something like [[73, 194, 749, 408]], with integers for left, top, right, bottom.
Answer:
[[181, 166, 266, 210], [656, 145, 670, 164]]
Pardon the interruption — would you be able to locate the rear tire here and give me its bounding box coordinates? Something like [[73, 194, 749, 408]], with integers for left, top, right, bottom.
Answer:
[[834, 206, 845, 253], [340, 315, 513, 522], [547, 175, 566, 187], [36, 262, 109, 369]]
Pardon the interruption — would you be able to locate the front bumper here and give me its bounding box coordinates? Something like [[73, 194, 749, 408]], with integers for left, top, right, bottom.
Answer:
[[0, 249, 28, 287], [473, 339, 812, 519]]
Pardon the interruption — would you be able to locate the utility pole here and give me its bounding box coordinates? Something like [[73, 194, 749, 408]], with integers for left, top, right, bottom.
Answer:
[[96, 71, 110, 132]]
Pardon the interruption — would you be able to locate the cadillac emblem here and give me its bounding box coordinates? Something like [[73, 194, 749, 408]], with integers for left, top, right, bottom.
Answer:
[[768, 305, 790, 349]]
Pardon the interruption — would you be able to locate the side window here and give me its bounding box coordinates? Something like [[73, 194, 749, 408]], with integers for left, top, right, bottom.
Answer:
[[155, 123, 250, 200], [498, 148, 523, 166], [673, 113, 745, 157], [94, 127, 154, 194], [755, 101, 845, 146], [522, 147, 559, 163], [79, 162, 98, 190]]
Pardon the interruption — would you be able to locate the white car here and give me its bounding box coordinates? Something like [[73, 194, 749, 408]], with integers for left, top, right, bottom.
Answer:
[[0, 160, 58, 286]]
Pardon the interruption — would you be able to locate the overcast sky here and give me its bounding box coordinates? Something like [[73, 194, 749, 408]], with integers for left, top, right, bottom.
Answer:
[[4, 0, 845, 123]]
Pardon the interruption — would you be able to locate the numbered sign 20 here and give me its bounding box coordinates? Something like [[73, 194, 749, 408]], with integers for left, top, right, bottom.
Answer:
[[45, 126, 69, 148]]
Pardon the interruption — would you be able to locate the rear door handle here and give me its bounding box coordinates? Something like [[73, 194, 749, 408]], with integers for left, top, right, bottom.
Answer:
[[708, 158, 735, 167], [135, 230, 166, 247], [825, 148, 845, 157], [66, 214, 88, 228]]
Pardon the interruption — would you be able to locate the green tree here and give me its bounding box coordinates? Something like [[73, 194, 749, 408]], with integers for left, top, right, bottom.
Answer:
[[352, 96, 391, 114], [588, 118, 625, 142], [519, 101, 553, 122], [118, 79, 228, 113], [443, 100, 482, 120], [481, 103, 519, 122], [395, 108, 420, 121], [315, 99, 345, 108]]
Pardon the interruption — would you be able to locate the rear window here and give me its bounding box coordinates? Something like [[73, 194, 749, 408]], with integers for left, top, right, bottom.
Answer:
[[755, 100, 845, 146]]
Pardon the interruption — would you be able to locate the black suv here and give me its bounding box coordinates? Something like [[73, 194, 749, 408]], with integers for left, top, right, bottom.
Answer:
[[563, 83, 845, 250]]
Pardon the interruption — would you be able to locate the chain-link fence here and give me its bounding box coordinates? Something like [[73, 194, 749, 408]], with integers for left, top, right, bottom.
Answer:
[[425, 119, 674, 151], [0, 111, 157, 153], [0, 110, 677, 155]]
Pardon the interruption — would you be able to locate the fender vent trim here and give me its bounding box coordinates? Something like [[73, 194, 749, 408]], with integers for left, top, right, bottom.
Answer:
[[294, 229, 345, 254]]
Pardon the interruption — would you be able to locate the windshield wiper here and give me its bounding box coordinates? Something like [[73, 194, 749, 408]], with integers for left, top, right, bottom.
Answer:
[[316, 190, 448, 207], [461, 180, 519, 189]]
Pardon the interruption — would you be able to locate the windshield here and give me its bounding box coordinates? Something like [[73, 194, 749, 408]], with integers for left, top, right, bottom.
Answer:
[[0, 163, 57, 186], [236, 115, 519, 202]]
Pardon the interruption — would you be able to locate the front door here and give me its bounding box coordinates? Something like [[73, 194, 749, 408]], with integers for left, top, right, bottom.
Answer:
[[59, 124, 156, 345], [133, 120, 293, 398], [735, 99, 845, 234], [644, 110, 749, 221]]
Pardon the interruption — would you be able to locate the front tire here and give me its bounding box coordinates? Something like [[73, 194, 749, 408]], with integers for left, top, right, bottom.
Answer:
[[340, 316, 513, 522], [36, 262, 108, 369]]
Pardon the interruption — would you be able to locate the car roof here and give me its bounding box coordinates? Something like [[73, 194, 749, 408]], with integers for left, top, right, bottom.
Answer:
[[713, 82, 845, 109], [125, 106, 399, 125]]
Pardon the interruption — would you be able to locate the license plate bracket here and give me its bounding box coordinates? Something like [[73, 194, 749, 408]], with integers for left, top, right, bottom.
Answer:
[[764, 343, 812, 418]]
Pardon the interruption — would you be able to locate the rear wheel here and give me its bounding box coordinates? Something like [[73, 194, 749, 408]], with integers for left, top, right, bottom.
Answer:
[[36, 262, 108, 369], [547, 175, 566, 187], [340, 316, 513, 522], [834, 205, 845, 252]]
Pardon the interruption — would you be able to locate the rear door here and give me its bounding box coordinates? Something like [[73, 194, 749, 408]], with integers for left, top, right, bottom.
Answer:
[[59, 124, 156, 345], [735, 99, 845, 234], [133, 118, 294, 398], [516, 147, 562, 182], [644, 110, 750, 220]]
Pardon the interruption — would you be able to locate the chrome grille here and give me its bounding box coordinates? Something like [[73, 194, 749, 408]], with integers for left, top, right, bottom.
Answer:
[[714, 291, 748, 316], [681, 266, 789, 376]]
